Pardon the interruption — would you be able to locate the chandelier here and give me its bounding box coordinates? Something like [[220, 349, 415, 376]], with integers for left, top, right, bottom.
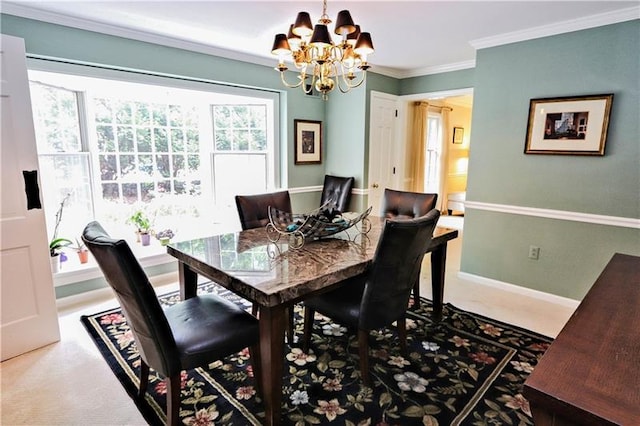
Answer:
[[270, 0, 374, 100]]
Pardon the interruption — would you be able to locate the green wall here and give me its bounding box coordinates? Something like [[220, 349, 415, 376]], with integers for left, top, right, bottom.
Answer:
[[462, 20, 640, 300], [399, 68, 475, 96]]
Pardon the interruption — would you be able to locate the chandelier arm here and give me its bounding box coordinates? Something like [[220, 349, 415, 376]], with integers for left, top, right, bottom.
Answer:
[[279, 71, 304, 89]]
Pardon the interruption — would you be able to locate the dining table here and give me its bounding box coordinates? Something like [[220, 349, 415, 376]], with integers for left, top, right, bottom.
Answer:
[[167, 215, 458, 426]]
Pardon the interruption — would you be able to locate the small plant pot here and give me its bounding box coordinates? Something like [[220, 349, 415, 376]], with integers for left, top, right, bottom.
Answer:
[[50, 255, 60, 273], [78, 250, 89, 264], [140, 233, 151, 246], [159, 237, 170, 246]]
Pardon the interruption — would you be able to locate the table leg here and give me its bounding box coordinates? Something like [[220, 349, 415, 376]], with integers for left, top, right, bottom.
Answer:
[[178, 262, 198, 300], [258, 304, 286, 426], [430, 242, 448, 322]]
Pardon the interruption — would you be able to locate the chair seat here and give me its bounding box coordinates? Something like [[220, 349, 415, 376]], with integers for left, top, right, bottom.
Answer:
[[165, 294, 259, 369], [304, 276, 365, 329]]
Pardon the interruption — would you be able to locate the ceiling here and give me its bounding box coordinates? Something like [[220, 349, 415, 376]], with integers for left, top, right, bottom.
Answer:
[[3, 1, 638, 78]]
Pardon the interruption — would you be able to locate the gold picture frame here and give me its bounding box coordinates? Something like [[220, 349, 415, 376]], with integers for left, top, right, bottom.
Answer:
[[294, 119, 322, 164], [524, 94, 613, 156]]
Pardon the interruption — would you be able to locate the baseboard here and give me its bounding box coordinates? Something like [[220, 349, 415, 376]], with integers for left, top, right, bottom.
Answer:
[[457, 271, 581, 310]]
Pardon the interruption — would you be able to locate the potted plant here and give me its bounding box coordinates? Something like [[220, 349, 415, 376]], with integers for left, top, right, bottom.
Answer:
[[49, 237, 72, 273], [49, 193, 72, 273], [73, 238, 90, 264], [155, 228, 175, 246], [127, 210, 153, 246]]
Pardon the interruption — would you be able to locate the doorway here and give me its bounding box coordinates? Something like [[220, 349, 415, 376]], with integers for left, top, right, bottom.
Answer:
[[399, 89, 473, 221]]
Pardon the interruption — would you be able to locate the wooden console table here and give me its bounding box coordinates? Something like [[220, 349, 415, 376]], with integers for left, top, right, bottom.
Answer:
[[523, 253, 640, 425]]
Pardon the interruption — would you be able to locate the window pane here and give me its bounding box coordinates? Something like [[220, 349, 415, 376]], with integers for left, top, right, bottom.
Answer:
[[96, 125, 115, 152], [171, 129, 184, 152], [135, 102, 150, 125], [169, 105, 183, 127], [30, 82, 81, 153], [102, 183, 120, 201], [99, 155, 117, 180], [122, 183, 139, 204], [94, 98, 113, 123], [117, 126, 134, 152], [137, 128, 152, 152], [154, 128, 168, 152], [38, 154, 93, 240], [115, 101, 132, 125]]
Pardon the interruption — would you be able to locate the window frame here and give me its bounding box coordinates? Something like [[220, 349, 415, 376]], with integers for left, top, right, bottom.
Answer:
[[28, 59, 283, 246]]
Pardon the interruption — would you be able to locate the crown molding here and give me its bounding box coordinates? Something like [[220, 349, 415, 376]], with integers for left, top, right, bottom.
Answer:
[[1, 2, 276, 69], [470, 6, 640, 50], [394, 60, 477, 79], [4, 2, 638, 80]]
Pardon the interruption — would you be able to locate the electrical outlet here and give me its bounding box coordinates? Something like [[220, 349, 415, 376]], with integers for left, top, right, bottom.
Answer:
[[528, 245, 540, 260]]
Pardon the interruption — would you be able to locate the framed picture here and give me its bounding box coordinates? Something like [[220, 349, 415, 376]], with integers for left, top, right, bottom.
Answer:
[[294, 119, 322, 164], [524, 94, 613, 156], [453, 127, 464, 144]]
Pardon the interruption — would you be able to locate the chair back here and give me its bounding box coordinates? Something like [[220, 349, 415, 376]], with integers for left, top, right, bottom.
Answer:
[[235, 190, 292, 230], [381, 188, 438, 219], [82, 221, 178, 376], [360, 209, 440, 330], [320, 175, 355, 213]]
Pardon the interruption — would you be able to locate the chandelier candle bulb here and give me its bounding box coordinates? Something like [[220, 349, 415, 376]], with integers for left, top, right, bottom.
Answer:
[[271, 0, 374, 100]]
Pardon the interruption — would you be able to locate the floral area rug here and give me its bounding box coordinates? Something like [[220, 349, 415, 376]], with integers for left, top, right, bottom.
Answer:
[[81, 282, 552, 425]]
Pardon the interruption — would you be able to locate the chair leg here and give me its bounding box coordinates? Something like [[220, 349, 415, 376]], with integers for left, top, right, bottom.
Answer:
[[166, 373, 181, 426], [397, 316, 408, 356], [248, 344, 262, 397], [138, 359, 149, 398], [358, 329, 371, 387], [412, 277, 421, 309], [302, 307, 315, 353]]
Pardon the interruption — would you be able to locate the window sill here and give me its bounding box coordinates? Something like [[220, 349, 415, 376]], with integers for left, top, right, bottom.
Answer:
[[53, 240, 175, 287]]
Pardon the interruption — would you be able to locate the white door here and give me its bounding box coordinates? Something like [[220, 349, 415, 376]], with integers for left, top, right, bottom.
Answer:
[[367, 92, 399, 214], [1, 35, 60, 361]]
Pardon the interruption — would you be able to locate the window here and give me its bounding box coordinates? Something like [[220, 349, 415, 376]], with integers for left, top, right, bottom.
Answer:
[[424, 114, 442, 193], [29, 69, 278, 249]]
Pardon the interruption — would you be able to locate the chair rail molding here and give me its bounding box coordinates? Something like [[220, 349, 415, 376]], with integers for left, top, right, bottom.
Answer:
[[465, 201, 640, 229]]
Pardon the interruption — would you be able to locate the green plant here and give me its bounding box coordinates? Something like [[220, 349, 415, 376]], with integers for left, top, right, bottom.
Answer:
[[73, 238, 87, 252], [49, 237, 72, 257], [49, 193, 72, 257], [127, 210, 152, 234]]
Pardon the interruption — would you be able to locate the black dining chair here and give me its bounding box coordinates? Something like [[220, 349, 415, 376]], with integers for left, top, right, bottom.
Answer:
[[381, 188, 438, 308], [320, 174, 355, 213], [235, 190, 292, 231], [82, 221, 261, 426], [302, 209, 440, 386], [235, 190, 295, 343]]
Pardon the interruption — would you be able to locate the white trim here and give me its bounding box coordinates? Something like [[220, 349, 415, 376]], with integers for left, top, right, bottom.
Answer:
[[393, 60, 477, 79], [471, 6, 640, 50], [53, 252, 175, 287], [2, 2, 276, 69], [5, 3, 637, 79], [458, 271, 581, 310], [288, 186, 367, 196], [465, 201, 640, 229]]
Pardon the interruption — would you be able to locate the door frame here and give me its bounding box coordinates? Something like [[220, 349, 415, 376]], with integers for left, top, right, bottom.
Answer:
[[397, 87, 474, 191]]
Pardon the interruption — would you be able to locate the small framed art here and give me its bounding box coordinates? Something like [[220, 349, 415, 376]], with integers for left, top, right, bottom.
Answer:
[[453, 127, 464, 144], [294, 119, 322, 164]]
